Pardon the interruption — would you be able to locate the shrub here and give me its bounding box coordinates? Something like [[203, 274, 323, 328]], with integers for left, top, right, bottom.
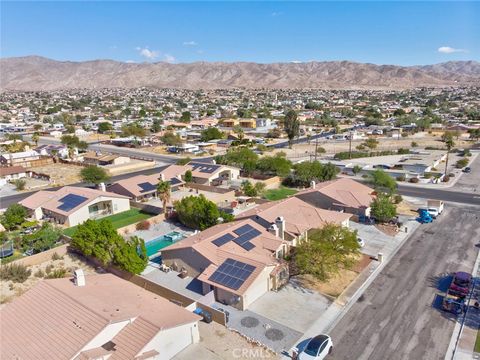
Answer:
[[14, 179, 26, 191], [455, 158, 469, 169], [136, 220, 151, 231], [393, 194, 403, 204], [411, 141, 418, 147], [397, 148, 410, 155], [34, 269, 45, 278], [448, 173, 455, 178], [51, 252, 63, 261], [396, 175, 406, 182], [443, 175, 450, 182], [316, 147, 326, 154], [45, 267, 67, 279], [45, 264, 54, 274], [409, 177, 419, 183], [0, 264, 31, 283]]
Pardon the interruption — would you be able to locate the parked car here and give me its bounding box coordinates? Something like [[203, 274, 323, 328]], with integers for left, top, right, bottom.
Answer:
[[463, 167, 471, 173], [417, 209, 433, 224], [449, 271, 472, 297], [298, 334, 333, 360], [357, 238, 365, 248]]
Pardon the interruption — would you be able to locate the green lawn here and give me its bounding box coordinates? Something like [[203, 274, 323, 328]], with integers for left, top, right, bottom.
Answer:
[[475, 329, 480, 353], [263, 187, 298, 201], [63, 208, 153, 237]]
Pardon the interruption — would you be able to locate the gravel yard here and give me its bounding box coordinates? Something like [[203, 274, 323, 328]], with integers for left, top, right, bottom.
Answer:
[[30, 163, 83, 186]]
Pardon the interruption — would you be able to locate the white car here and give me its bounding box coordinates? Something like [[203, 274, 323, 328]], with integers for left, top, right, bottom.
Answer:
[[357, 238, 365, 248], [427, 208, 440, 218], [298, 334, 333, 360]]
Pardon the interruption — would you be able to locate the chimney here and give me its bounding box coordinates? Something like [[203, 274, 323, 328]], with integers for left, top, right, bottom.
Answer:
[[268, 223, 279, 238], [99, 182, 106, 192], [159, 173, 165, 181], [74, 269, 85, 287], [212, 159, 216, 165], [275, 216, 285, 240], [310, 180, 316, 189]]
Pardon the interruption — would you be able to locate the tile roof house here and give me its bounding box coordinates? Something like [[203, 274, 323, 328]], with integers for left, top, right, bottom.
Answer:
[[296, 178, 376, 217], [19, 186, 130, 227], [159, 162, 240, 186], [0, 273, 200, 360], [237, 196, 352, 246], [0, 150, 40, 167], [107, 173, 184, 202], [0, 166, 28, 186], [161, 219, 289, 310]]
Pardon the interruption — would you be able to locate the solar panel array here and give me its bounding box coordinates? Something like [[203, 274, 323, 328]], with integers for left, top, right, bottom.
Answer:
[[212, 233, 235, 247], [57, 194, 88, 212], [208, 258, 256, 290], [138, 182, 157, 193], [189, 162, 220, 174], [211, 224, 259, 251], [169, 177, 182, 186]]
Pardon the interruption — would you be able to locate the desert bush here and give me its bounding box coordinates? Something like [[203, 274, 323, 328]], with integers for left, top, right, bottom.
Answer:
[[409, 177, 419, 183], [34, 269, 45, 278], [443, 175, 450, 182], [396, 175, 406, 182], [136, 220, 150, 231], [45, 264, 54, 274], [51, 252, 63, 261], [45, 267, 67, 279], [456, 158, 469, 169], [0, 264, 31, 283], [393, 194, 403, 204]]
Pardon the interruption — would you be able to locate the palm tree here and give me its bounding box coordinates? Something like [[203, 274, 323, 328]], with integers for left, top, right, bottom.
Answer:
[[442, 131, 455, 176], [32, 132, 40, 146], [157, 180, 171, 213]]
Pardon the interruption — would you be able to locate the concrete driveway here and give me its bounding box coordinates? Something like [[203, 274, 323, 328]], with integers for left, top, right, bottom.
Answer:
[[329, 203, 480, 360], [249, 280, 332, 333]]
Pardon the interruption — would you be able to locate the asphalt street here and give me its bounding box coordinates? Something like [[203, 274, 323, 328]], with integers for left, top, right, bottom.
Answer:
[[329, 204, 480, 360]]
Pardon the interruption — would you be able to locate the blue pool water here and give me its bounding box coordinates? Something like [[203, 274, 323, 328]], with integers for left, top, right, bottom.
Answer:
[[145, 232, 185, 257]]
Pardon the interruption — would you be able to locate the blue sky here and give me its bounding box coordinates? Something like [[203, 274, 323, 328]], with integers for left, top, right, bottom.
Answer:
[[1, 1, 478, 65]]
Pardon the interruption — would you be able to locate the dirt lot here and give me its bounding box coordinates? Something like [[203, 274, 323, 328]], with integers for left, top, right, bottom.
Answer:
[[270, 134, 472, 158], [174, 321, 279, 360], [0, 253, 96, 307], [295, 254, 372, 298], [30, 163, 83, 186]]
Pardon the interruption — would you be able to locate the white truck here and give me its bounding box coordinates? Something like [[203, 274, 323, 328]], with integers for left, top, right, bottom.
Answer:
[[426, 200, 445, 218]]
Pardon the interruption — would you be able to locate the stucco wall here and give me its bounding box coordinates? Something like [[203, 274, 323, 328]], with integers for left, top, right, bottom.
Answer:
[[67, 196, 130, 227]]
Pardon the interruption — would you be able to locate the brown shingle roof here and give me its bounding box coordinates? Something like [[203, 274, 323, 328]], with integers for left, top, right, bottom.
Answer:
[[0, 166, 26, 176]]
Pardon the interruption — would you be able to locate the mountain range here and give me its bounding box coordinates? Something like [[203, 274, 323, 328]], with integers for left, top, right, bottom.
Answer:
[[1, 56, 479, 91]]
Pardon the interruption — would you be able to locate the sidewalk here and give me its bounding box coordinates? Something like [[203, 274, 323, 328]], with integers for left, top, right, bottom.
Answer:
[[283, 218, 421, 357], [445, 247, 480, 360]]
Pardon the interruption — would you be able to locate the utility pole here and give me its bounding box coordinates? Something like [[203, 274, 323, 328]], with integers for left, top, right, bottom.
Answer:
[[314, 137, 318, 161], [349, 130, 352, 159]]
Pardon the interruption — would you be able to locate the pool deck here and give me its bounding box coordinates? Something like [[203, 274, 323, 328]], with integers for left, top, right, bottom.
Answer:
[[130, 220, 195, 242]]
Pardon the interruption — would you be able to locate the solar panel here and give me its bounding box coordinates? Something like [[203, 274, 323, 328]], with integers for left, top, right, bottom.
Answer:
[[189, 162, 220, 174], [208, 258, 256, 290], [212, 233, 235, 247], [233, 224, 255, 236], [57, 194, 88, 212], [138, 182, 157, 193], [240, 242, 255, 251], [169, 178, 182, 186], [233, 228, 261, 246]]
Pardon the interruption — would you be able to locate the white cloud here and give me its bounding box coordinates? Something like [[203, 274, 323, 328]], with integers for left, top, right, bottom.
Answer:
[[438, 46, 468, 54], [183, 41, 198, 46], [136, 47, 159, 60], [271, 11, 282, 17], [163, 54, 176, 63]]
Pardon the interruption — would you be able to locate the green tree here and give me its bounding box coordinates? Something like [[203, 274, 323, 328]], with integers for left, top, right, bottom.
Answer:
[[363, 138, 379, 150], [295, 224, 360, 281], [60, 134, 81, 148], [256, 154, 292, 177], [442, 131, 455, 176], [352, 165, 362, 176], [25, 222, 62, 253], [232, 125, 245, 140], [288, 161, 338, 186], [98, 122, 113, 134], [200, 127, 224, 142], [370, 169, 397, 194], [1, 204, 28, 230], [14, 179, 26, 191], [215, 147, 258, 175], [161, 132, 182, 146], [121, 123, 146, 138], [174, 195, 233, 230], [370, 194, 397, 223], [241, 180, 259, 197], [80, 165, 110, 185], [176, 157, 192, 165], [184, 170, 193, 183], [157, 180, 171, 212], [179, 111, 191, 123], [284, 109, 300, 148], [31, 132, 40, 146], [71, 219, 147, 274]]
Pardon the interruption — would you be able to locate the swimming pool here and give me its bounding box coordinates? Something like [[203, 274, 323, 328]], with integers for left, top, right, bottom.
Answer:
[[145, 232, 185, 257]]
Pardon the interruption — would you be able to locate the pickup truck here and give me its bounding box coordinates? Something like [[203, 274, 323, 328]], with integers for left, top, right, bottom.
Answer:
[[426, 200, 444, 218]]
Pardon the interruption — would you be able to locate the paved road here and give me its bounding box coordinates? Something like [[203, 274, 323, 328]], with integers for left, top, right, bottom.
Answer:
[[452, 153, 480, 194], [329, 204, 480, 360], [398, 185, 480, 206]]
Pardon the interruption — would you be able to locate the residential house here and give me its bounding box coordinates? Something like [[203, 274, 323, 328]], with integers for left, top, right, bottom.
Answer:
[[35, 144, 71, 159], [162, 219, 289, 310], [0, 273, 200, 360], [19, 186, 130, 227], [238, 196, 351, 247], [296, 178, 376, 217], [0, 150, 40, 167], [0, 166, 28, 187], [83, 151, 131, 166], [159, 162, 240, 186], [108, 173, 184, 202]]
